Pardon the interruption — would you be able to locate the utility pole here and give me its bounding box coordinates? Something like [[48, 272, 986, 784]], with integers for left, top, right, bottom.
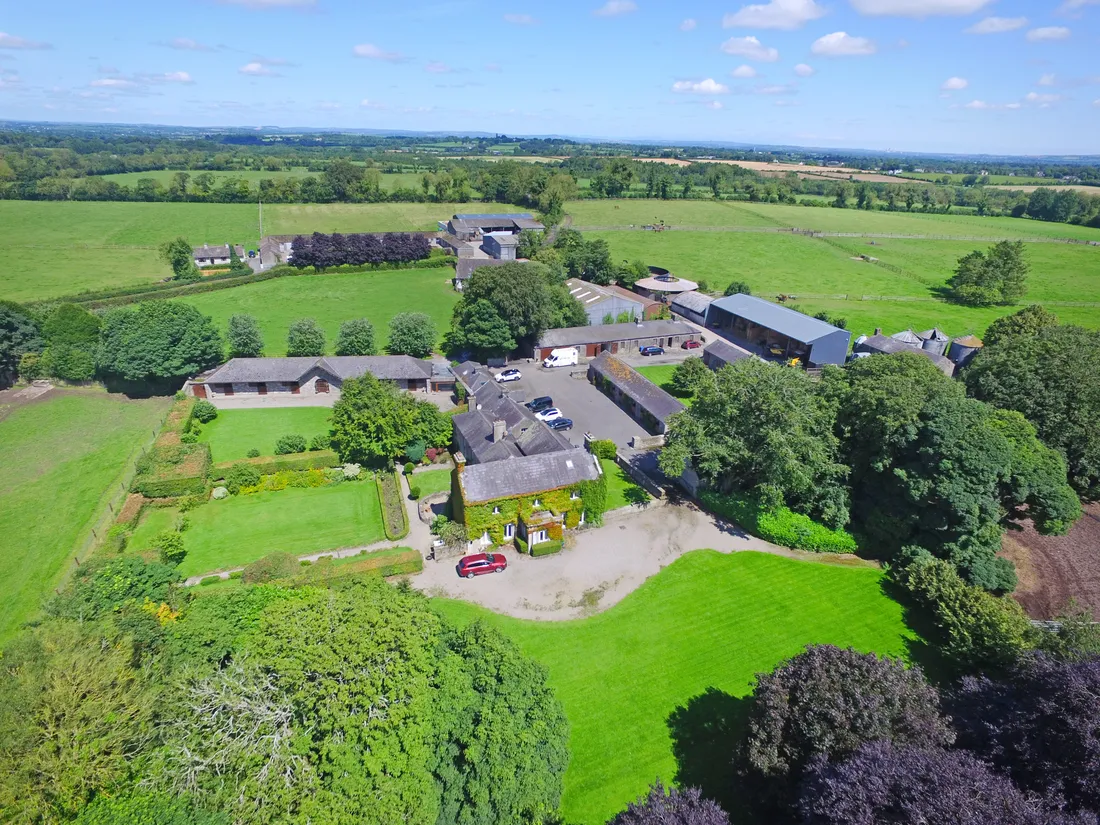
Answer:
[[258, 199, 264, 269]]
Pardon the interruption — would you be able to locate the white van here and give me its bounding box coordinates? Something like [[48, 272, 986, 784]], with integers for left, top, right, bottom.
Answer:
[[542, 347, 579, 368]]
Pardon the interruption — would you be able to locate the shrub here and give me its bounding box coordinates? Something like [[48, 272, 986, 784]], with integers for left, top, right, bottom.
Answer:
[[228, 570, 242, 579], [700, 490, 857, 554], [153, 531, 186, 566], [274, 434, 307, 455], [198, 576, 221, 586], [342, 463, 363, 479], [246, 448, 261, 458], [426, 447, 439, 462], [531, 539, 563, 557], [241, 551, 300, 584], [180, 432, 198, 444], [589, 439, 618, 461], [224, 462, 261, 495], [308, 433, 329, 451], [191, 399, 218, 423], [214, 450, 339, 476], [409, 485, 422, 500], [211, 486, 228, 499], [516, 537, 529, 554], [405, 440, 427, 464], [403, 461, 416, 476]]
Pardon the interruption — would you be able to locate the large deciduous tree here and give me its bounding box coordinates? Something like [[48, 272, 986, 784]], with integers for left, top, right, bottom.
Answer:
[[448, 299, 517, 360], [388, 312, 438, 358], [606, 782, 730, 825], [0, 301, 43, 388], [97, 301, 223, 387], [40, 303, 102, 382], [226, 313, 264, 358], [285, 318, 326, 357], [983, 303, 1060, 347], [329, 373, 419, 463], [946, 240, 1029, 306], [159, 236, 200, 281], [334, 317, 377, 356], [965, 321, 1100, 499]]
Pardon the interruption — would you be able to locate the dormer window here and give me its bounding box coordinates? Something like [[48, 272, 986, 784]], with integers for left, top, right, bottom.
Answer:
[[492, 506, 501, 515], [532, 498, 541, 508]]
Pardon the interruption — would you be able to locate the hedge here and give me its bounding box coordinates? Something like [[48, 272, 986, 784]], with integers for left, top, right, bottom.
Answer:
[[588, 439, 618, 461], [531, 539, 564, 557], [214, 449, 339, 476], [376, 470, 409, 540], [515, 537, 529, 554], [131, 442, 211, 498], [700, 490, 858, 554], [298, 548, 423, 584]]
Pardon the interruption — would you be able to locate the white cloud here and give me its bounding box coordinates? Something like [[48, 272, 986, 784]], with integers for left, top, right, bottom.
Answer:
[[774, 99, 800, 106], [965, 16, 1028, 34], [360, 98, 388, 109], [811, 31, 877, 56], [964, 99, 992, 109], [672, 77, 731, 94], [849, 0, 993, 15], [352, 43, 409, 62], [593, 0, 637, 16], [1025, 91, 1064, 105], [503, 13, 538, 24], [793, 62, 815, 76], [156, 71, 194, 83], [680, 18, 698, 30], [1038, 73, 1056, 86], [1095, 99, 1100, 107], [1060, 0, 1100, 10], [941, 76, 968, 90], [216, 0, 316, 7], [720, 35, 780, 61], [722, 0, 826, 29], [90, 78, 139, 88], [1027, 26, 1071, 41], [731, 64, 758, 78], [485, 63, 502, 72], [0, 31, 51, 49], [705, 100, 724, 109], [239, 62, 278, 76], [757, 83, 797, 94], [313, 101, 342, 110], [166, 37, 212, 51], [425, 61, 452, 73]]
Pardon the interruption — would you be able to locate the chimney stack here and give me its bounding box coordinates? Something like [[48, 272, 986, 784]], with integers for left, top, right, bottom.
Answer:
[[454, 452, 466, 473], [874, 327, 883, 336], [492, 419, 507, 443]]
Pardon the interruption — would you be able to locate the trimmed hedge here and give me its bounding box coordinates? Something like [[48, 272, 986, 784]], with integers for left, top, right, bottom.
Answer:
[[588, 439, 618, 461], [131, 442, 212, 498], [700, 490, 858, 554], [515, 537, 529, 554], [214, 449, 339, 476], [301, 548, 423, 583], [531, 539, 564, 557]]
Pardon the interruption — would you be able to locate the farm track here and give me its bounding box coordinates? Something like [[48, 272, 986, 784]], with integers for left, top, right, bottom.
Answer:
[[573, 224, 1100, 245]]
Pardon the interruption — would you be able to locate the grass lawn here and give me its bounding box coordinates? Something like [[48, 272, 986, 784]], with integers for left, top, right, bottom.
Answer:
[[181, 268, 460, 355], [135, 482, 386, 577], [198, 407, 333, 463], [0, 391, 170, 644], [633, 364, 696, 405], [410, 468, 452, 497], [433, 550, 914, 825], [600, 457, 652, 510]]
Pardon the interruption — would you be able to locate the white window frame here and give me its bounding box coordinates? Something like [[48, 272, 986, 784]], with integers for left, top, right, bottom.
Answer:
[[579, 510, 586, 525], [504, 523, 515, 539], [570, 491, 580, 500], [492, 506, 501, 515], [532, 498, 541, 508]]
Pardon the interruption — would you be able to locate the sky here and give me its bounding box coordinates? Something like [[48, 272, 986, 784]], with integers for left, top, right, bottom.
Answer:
[[1, 0, 1099, 155]]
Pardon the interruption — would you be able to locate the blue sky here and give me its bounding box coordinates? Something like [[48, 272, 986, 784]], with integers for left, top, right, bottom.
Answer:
[[1, 0, 1098, 154]]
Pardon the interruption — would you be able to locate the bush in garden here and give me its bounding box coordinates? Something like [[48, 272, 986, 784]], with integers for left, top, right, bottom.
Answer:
[[426, 447, 439, 462], [191, 399, 218, 423], [224, 462, 261, 495], [275, 434, 307, 455], [180, 432, 198, 444], [403, 461, 416, 476], [342, 463, 362, 480], [309, 434, 329, 451], [608, 782, 729, 825], [246, 448, 261, 458], [242, 551, 300, 584], [153, 531, 186, 566], [405, 439, 427, 464], [211, 486, 228, 499], [588, 439, 618, 461], [409, 485, 421, 500]]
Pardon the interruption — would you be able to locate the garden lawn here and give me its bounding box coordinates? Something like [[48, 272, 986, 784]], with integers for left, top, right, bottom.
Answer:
[[410, 469, 453, 497], [172, 483, 385, 577], [0, 391, 170, 644], [599, 458, 651, 511], [181, 268, 459, 355], [634, 365, 695, 406], [433, 550, 914, 825], [198, 407, 334, 462]]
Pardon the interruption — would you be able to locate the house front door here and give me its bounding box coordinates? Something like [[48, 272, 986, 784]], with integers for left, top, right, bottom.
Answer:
[[316, 379, 330, 394]]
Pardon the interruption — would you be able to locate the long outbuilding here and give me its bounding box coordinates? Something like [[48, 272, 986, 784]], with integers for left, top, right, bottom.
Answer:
[[533, 320, 698, 361]]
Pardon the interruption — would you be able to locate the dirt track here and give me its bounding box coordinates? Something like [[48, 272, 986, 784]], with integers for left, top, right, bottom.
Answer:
[[1003, 502, 1100, 619]]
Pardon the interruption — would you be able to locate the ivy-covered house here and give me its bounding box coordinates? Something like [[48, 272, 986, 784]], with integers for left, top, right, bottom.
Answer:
[[452, 450, 605, 553]]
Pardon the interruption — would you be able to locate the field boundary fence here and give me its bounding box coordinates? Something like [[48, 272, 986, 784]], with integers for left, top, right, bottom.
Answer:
[[571, 224, 1098, 245]]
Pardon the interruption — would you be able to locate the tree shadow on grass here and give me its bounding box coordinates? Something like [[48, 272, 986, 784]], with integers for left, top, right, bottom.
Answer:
[[624, 485, 651, 507], [879, 576, 957, 689], [667, 687, 755, 822]]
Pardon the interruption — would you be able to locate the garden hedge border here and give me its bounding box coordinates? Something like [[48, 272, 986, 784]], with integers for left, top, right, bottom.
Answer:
[[214, 449, 339, 476], [376, 470, 409, 541], [700, 490, 858, 554]]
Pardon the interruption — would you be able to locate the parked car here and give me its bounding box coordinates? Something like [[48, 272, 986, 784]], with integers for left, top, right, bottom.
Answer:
[[496, 368, 522, 383], [640, 346, 665, 356], [456, 552, 507, 579], [681, 340, 702, 350], [547, 417, 573, 431], [542, 347, 579, 368], [526, 396, 554, 412], [535, 407, 563, 422]]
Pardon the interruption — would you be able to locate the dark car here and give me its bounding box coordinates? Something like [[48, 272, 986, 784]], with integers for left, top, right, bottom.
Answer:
[[547, 417, 573, 431], [681, 340, 702, 349], [526, 396, 554, 412], [639, 346, 665, 356], [457, 552, 508, 579]]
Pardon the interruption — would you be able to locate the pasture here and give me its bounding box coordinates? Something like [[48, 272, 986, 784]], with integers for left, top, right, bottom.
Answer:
[[0, 390, 170, 644], [98, 169, 433, 192], [434, 550, 914, 825], [128, 482, 385, 577], [181, 267, 459, 355], [198, 407, 333, 463]]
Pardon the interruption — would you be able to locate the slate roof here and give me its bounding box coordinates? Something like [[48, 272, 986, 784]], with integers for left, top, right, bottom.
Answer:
[[707, 294, 845, 344], [537, 320, 695, 349], [458, 449, 600, 504], [589, 353, 686, 424], [202, 356, 436, 384], [854, 335, 956, 375], [605, 284, 659, 310], [455, 258, 510, 281], [704, 339, 752, 368], [485, 233, 520, 246], [671, 291, 715, 315], [193, 244, 244, 259], [917, 327, 950, 342]]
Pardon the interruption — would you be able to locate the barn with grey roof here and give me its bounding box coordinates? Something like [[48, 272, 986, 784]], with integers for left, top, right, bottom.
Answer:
[[704, 294, 851, 366]]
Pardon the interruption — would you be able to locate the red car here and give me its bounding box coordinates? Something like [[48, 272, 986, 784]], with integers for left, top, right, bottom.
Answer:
[[681, 340, 702, 350], [457, 552, 508, 578]]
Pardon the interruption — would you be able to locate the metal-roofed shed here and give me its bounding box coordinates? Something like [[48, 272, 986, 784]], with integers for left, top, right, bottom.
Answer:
[[704, 294, 851, 366]]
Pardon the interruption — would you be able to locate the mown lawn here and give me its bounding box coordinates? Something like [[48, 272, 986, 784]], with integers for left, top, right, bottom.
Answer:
[[198, 407, 333, 463], [0, 391, 170, 644], [410, 468, 453, 497], [599, 457, 651, 510], [156, 483, 385, 577], [181, 268, 460, 355], [433, 550, 914, 825]]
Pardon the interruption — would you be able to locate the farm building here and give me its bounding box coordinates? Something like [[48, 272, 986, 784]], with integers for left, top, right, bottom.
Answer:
[[258, 235, 296, 268], [633, 267, 699, 302], [191, 356, 455, 406], [852, 334, 956, 376], [442, 213, 544, 241], [947, 334, 984, 368], [438, 234, 477, 258], [916, 327, 950, 356], [532, 320, 698, 361], [587, 353, 685, 435], [704, 294, 851, 367], [606, 284, 662, 319], [565, 279, 645, 325], [192, 243, 245, 267], [671, 291, 715, 325], [453, 257, 510, 290], [703, 339, 752, 371], [482, 233, 520, 261]]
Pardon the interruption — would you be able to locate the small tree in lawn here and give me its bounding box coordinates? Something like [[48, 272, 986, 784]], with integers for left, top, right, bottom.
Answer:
[[670, 357, 712, 397], [607, 782, 729, 825], [724, 280, 752, 297], [160, 237, 200, 281], [388, 312, 437, 358], [286, 318, 326, 357], [335, 318, 377, 356], [227, 314, 264, 358], [947, 240, 1029, 306]]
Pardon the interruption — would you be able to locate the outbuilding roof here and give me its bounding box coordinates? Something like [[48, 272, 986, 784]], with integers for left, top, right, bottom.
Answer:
[[588, 353, 686, 424], [706, 294, 845, 344], [202, 355, 436, 385], [455, 258, 510, 281], [703, 339, 752, 367], [671, 291, 714, 315], [458, 449, 600, 503], [854, 335, 956, 376], [537, 320, 695, 349]]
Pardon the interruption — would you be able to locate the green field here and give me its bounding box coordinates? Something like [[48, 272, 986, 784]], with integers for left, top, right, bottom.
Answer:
[[599, 457, 651, 510], [198, 407, 333, 463], [410, 468, 452, 497], [0, 391, 170, 644], [128, 482, 385, 576], [181, 268, 459, 355], [434, 550, 913, 824]]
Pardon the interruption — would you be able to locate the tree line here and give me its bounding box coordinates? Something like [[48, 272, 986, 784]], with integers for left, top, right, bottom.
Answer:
[[289, 231, 431, 270]]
